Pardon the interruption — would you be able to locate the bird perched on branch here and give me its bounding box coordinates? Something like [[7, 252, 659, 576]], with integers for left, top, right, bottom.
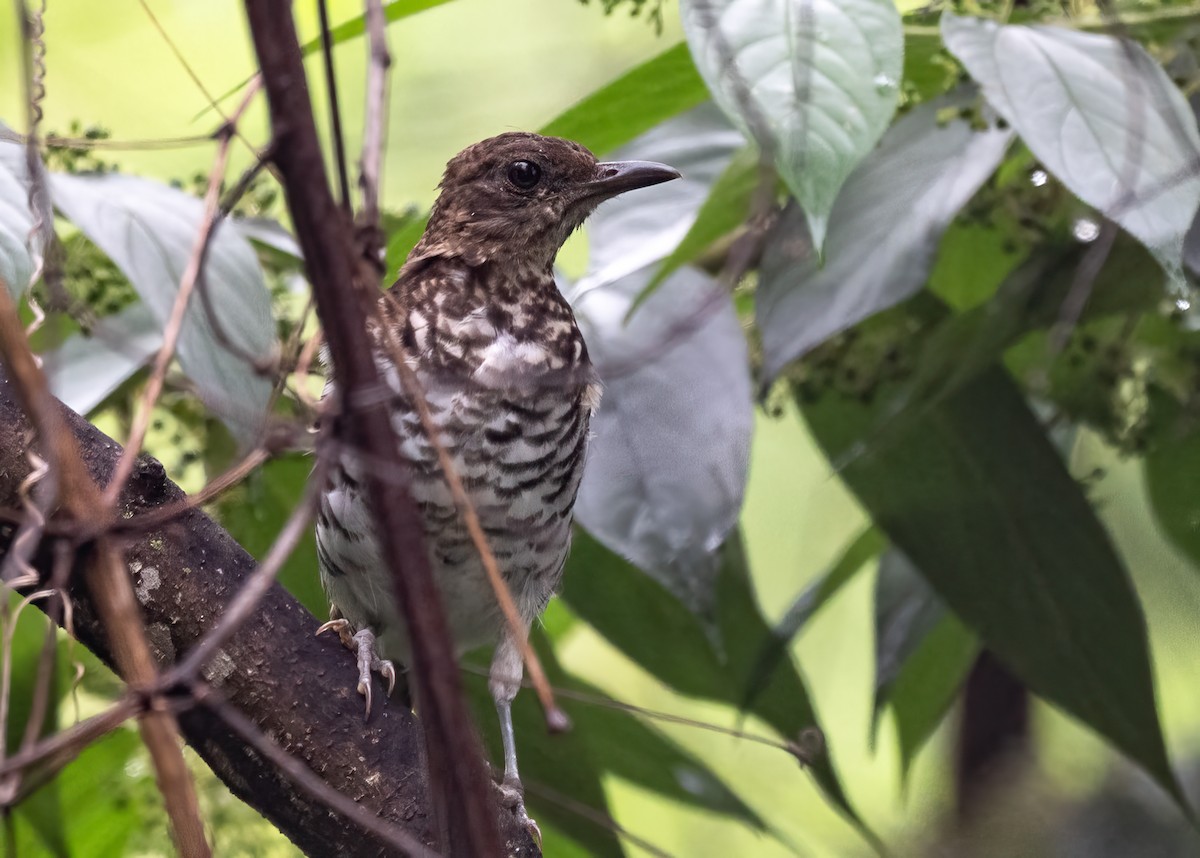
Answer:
[[315, 132, 679, 829]]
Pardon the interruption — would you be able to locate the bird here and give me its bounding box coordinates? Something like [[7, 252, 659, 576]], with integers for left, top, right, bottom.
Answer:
[[314, 131, 679, 829]]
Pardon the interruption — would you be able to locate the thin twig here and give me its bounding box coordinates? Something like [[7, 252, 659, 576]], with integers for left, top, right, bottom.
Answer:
[[459, 661, 811, 761], [375, 318, 569, 732], [104, 79, 262, 508], [18, 542, 72, 755], [0, 280, 210, 856], [0, 448, 53, 586], [358, 0, 392, 260], [318, 0, 352, 212], [0, 696, 139, 783], [525, 781, 673, 858], [135, 0, 263, 162]]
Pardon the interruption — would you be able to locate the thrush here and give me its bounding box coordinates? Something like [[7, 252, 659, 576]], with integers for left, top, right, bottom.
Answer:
[[314, 132, 679, 827]]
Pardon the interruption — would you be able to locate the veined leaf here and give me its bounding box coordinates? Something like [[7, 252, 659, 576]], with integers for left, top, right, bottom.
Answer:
[[571, 263, 753, 622], [630, 144, 763, 317], [51, 173, 277, 443], [681, 0, 903, 250], [563, 532, 882, 851], [798, 312, 1188, 813], [741, 525, 884, 713], [943, 13, 1200, 283], [0, 137, 38, 297], [757, 87, 1012, 382], [42, 302, 161, 415]]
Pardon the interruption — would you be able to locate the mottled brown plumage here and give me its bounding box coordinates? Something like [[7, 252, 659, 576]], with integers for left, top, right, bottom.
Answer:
[[315, 132, 678, 830]]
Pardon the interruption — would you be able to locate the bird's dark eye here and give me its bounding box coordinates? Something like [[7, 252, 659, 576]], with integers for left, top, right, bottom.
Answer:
[[507, 160, 541, 190]]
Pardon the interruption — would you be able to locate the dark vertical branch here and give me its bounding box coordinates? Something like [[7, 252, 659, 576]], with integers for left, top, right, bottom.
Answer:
[[240, 4, 503, 856], [318, 0, 353, 213], [955, 650, 1031, 823]]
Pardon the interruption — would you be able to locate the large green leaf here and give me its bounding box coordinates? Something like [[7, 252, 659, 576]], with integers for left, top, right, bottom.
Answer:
[[1145, 425, 1200, 569], [757, 87, 1012, 381], [681, 0, 902, 250], [0, 137, 38, 297], [633, 143, 762, 313], [540, 43, 709, 156], [6, 598, 64, 857], [41, 302, 161, 416], [797, 320, 1187, 812], [14, 729, 143, 857], [742, 525, 884, 713], [871, 549, 978, 782], [943, 13, 1200, 283], [51, 173, 277, 443], [562, 530, 880, 850], [572, 263, 753, 624]]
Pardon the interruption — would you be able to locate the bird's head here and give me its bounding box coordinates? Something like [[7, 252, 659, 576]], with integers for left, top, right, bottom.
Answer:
[[412, 132, 680, 270]]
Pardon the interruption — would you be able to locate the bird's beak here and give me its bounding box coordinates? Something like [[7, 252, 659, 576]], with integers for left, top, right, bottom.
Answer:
[[586, 160, 681, 199]]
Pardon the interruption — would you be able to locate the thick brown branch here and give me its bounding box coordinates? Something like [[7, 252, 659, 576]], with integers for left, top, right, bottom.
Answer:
[[0, 374, 538, 856]]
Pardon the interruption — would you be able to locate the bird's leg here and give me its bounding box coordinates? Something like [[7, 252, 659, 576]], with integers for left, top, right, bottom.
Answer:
[[489, 627, 540, 843], [316, 617, 397, 719]]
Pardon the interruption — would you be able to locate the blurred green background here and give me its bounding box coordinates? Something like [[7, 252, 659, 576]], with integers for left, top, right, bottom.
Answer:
[[3, 1, 1200, 855]]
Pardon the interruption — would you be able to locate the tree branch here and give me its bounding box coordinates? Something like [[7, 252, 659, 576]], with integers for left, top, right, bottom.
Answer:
[[241, 3, 503, 854], [0, 372, 539, 857]]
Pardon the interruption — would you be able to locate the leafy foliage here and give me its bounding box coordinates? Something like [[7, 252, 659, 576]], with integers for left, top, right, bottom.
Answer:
[[6, 0, 1200, 853]]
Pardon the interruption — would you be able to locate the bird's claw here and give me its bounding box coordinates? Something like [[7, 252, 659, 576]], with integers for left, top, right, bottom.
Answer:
[[315, 617, 355, 649], [495, 774, 541, 847], [316, 620, 395, 720]]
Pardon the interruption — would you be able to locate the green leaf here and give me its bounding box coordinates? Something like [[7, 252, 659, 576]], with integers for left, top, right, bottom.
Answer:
[[572, 264, 753, 624], [0, 137, 38, 297], [681, 0, 903, 250], [540, 43, 710, 156], [5, 598, 64, 857], [797, 315, 1188, 813], [562, 530, 881, 851], [233, 216, 303, 260], [15, 729, 143, 857], [757, 87, 1012, 381], [886, 615, 977, 783], [1145, 425, 1200, 569], [383, 212, 430, 280], [310, 0, 457, 53], [741, 525, 884, 713], [630, 144, 762, 316], [942, 13, 1200, 283], [871, 549, 978, 782], [217, 453, 326, 616], [50, 173, 277, 443], [42, 302, 161, 416], [206, 0, 459, 118]]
